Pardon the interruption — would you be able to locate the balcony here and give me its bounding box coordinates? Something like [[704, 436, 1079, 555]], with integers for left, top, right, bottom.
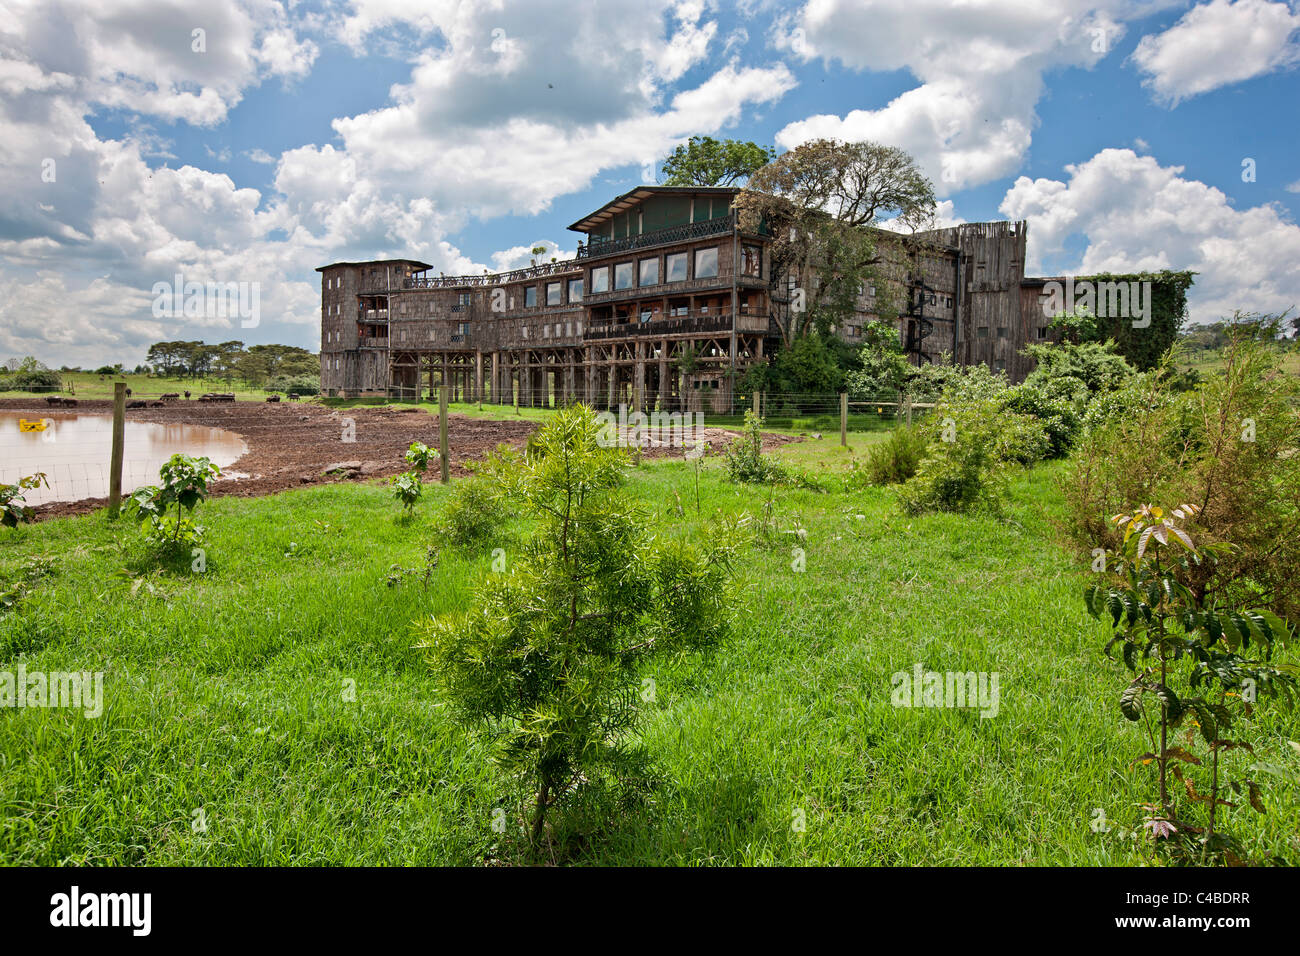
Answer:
[[578, 214, 735, 260], [358, 336, 388, 348], [402, 258, 580, 290], [583, 311, 749, 341]]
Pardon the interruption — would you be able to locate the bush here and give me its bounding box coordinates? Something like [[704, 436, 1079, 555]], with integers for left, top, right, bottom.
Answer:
[[1001, 383, 1080, 459], [858, 426, 927, 485], [899, 397, 1047, 514], [434, 476, 511, 548], [419, 406, 734, 852], [1061, 325, 1300, 620], [128, 454, 220, 552], [722, 412, 787, 484], [267, 375, 320, 396], [0, 369, 61, 392]]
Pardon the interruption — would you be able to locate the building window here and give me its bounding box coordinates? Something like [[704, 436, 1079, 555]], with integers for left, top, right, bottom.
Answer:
[[994, 359, 1006, 373], [694, 247, 719, 278], [547, 281, 561, 306], [590, 267, 609, 294], [639, 257, 659, 286], [742, 244, 761, 277], [458, 292, 471, 307], [525, 286, 537, 307], [665, 252, 687, 282], [615, 262, 635, 290], [1037, 326, 1049, 339], [568, 278, 583, 301], [996, 327, 1008, 339], [976, 326, 989, 339]]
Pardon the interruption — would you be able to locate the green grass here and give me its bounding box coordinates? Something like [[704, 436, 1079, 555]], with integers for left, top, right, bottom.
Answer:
[[0, 371, 290, 402], [2, 445, 1297, 865]]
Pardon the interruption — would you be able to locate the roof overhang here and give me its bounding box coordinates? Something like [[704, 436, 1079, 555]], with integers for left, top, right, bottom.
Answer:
[[566, 186, 740, 234], [315, 259, 433, 273]]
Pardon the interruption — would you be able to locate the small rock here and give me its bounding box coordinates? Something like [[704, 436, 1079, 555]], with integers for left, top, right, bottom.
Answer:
[[322, 460, 362, 476], [359, 460, 385, 475]]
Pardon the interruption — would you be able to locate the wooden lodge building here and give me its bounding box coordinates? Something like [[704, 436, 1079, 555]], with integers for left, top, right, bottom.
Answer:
[[317, 186, 1054, 407]]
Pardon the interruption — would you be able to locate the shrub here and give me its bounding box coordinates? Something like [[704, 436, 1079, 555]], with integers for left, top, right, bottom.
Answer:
[[434, 476, 511, 548], [899, 397, 1047, 514], [128, 454, 220, 551], [1061, 324, 1300, 620], [419, 406, 733, 851], [858, 426, 927, 485], [1022, 339, 1134, 398], [1, 474, 48, 528], [722, 412, 787, 484], [0, 369, 61, 392], [391, 442, 439, 514], [1001, 382, 1080, 459], [267, 375, 320, 396], [1085, 503, 1297, 863]]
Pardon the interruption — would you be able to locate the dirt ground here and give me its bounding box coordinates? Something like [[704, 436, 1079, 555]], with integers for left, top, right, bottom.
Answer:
[[1, 398, 799, 521]]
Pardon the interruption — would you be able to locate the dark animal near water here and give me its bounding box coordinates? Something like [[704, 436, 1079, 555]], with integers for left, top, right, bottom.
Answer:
[[160, 393, 180, 401], [266, 394, 280, 403], [127, 400, 146, 409]]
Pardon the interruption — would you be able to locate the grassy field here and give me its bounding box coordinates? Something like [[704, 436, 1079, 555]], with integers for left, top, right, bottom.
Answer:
[[2, 433, 1297, 865], [0, 371, 281, 403]]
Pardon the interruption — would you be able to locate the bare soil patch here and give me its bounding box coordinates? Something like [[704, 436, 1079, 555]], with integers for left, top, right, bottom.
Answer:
[[1, 398, 799, 521]]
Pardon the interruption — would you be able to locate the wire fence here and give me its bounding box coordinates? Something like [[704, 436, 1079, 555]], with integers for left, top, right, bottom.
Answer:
[[705, 390, 940, 433], [0, 460, 180, 505]]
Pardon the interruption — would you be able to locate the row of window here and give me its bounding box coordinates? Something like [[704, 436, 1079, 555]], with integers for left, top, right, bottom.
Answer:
[[974, 326, 1052, 340]]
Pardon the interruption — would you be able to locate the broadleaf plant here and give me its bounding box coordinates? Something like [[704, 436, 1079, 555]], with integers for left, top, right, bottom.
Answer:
[[1085, 502, 1298, 862]]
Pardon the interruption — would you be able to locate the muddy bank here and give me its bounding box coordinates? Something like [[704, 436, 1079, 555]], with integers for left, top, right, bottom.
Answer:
[[0, 398, 799, 521]]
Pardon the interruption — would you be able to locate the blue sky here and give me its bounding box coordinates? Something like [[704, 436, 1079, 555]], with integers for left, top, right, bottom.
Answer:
[[2, 0, 1298, 367]]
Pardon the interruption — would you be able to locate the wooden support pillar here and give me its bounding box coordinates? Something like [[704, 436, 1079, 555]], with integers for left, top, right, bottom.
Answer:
[[658, 338, 669, 412], [634, 341, 646, 414]]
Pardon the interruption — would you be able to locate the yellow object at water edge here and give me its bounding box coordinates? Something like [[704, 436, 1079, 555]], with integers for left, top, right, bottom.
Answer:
[[18, 419, 47, 432]]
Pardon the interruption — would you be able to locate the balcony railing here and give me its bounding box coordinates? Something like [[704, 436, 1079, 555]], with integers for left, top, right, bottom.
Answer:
[[403, 258, 580, 290], [358, 336, 388, 348], [577, 214, 735, 260], [583, 312, 739, 340]]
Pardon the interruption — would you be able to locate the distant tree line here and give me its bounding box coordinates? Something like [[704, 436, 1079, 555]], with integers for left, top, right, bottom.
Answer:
[[143, 340, 320, 387]]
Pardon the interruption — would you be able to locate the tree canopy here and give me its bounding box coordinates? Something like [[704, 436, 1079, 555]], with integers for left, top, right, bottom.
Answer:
[[660, 136, 774, 187]]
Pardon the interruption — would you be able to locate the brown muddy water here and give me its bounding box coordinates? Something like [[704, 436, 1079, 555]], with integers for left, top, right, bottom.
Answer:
[[0, 411, 247, 505]]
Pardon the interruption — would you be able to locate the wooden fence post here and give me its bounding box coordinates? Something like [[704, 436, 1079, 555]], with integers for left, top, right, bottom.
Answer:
[[439, 382, 450, 484], [840, 392, 848, 447], [108, 381, 126, 517]]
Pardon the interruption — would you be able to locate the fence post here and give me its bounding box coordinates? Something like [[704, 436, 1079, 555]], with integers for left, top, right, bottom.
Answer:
[[905, 392, 913, 426], [752, 390, 760, 418], [108, 381, 126, 517], [439, 381, 450, 484], [840, 392, 847, 447]]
